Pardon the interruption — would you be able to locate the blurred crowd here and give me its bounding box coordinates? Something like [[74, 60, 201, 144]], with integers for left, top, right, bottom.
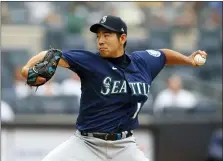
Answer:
[[206, 128, 222, 161], [2, 2, 222, 29], [1, 2, 222, 118]]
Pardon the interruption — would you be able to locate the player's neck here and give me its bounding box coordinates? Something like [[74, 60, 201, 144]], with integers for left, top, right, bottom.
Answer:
[[111, 48, 125, 58], [106, 48, 130, 68]]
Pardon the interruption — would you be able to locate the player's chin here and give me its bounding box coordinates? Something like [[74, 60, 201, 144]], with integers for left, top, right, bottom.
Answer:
[[99, 51, 110, 58]]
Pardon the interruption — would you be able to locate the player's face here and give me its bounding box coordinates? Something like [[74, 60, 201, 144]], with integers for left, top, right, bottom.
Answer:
[[96, 28, 126, 58]]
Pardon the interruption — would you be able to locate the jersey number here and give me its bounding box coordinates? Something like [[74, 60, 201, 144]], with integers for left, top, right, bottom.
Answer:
[[132, 102, 142, 119]]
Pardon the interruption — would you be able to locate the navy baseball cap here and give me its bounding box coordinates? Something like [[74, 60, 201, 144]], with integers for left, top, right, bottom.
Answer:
[[90, 15, 127, 35]]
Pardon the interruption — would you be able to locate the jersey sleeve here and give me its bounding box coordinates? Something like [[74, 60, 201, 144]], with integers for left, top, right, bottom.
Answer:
[[136, 49, 166, 80], [61, 49, 91, 73]]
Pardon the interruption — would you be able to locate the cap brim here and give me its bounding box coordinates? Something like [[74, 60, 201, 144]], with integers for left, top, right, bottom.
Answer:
[[90, 23, 119, 33]]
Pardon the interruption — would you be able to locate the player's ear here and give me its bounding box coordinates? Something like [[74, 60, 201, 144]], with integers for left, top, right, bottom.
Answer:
[[120, 34, 127, 46]]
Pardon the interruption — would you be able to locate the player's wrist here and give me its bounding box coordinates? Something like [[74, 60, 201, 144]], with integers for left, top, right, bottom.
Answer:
[[186, 56, 195, 66]]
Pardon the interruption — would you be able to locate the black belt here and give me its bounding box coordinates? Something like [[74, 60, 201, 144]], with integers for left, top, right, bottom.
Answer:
[[80, 130, 133, 141]]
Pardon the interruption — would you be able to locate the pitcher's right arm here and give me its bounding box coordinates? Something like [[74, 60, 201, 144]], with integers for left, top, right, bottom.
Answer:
[[21, 50, 70, 79]]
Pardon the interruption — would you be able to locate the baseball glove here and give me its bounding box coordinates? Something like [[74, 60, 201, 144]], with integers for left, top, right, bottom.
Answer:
[[26, 48, 62, 87]]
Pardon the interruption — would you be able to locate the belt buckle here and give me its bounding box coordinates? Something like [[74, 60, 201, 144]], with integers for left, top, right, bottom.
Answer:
[[81, 131, 88, 136]]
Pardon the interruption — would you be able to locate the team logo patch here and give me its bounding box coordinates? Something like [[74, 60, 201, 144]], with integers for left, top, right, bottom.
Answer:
[[146, 50, 161, 57], [100, 16, 107, 24]]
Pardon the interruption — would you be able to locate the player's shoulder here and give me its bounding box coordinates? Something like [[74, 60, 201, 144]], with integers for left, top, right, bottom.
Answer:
[[130, 49, 163, 57], [127, 49, 164, 61]]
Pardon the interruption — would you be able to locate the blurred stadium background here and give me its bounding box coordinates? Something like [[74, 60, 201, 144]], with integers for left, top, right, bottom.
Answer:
[[1, 1, 222, 161]]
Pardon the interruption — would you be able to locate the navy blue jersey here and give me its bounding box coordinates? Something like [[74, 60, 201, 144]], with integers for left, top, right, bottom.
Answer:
[[62, 49, 166, 133]]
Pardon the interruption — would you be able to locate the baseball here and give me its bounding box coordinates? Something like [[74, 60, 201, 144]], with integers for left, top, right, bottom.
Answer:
[[194, 54, 206, 65]]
